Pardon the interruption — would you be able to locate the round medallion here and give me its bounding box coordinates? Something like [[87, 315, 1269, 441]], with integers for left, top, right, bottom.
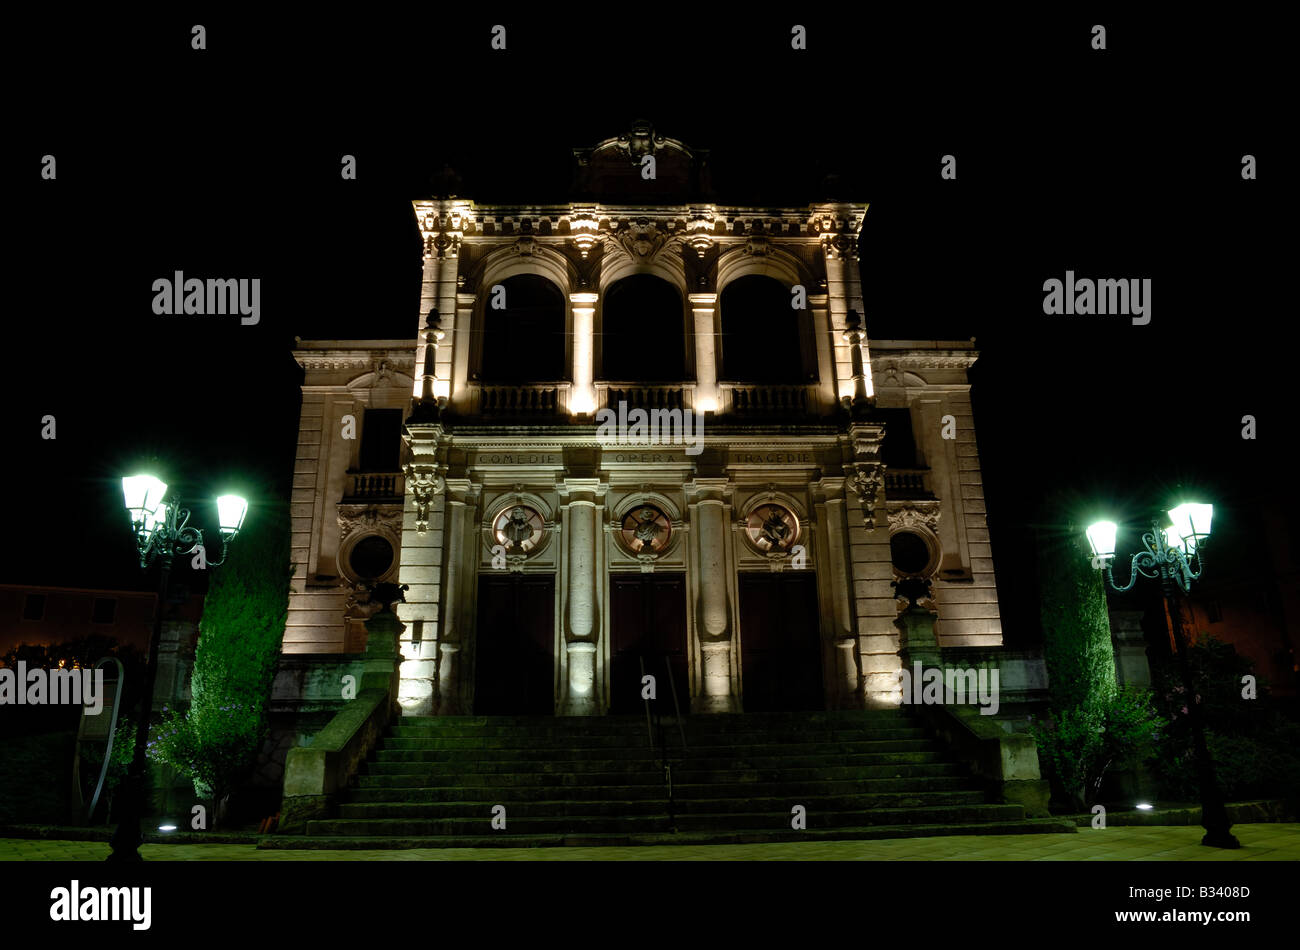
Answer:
[[492, 505, 545, 555], [620, 504, 671, 556], [745, 503, 800, 554]]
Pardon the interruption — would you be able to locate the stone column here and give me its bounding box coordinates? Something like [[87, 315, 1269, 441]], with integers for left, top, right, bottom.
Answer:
[[842, 309, 872, 409], [814, 477, 862, 709], [688, 292, 719, 411], [414, 205, 462, 404], [398, 424, 445, 713], [559, 478, 604, 715], [431, 480, 478, 715], [570, 292, 598, 415], [687, 479, 738, 712]]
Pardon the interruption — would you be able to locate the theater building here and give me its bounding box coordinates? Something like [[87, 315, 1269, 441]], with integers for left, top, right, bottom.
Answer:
[[281, 122, 1005, 720]]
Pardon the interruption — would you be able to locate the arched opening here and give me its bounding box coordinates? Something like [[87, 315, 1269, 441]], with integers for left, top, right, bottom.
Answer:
[[480, 275, 566, 382], [600, 275, 685, 381], [719, 274, 811, 383]]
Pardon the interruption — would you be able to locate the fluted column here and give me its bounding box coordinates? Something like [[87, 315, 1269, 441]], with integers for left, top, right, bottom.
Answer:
[[570, 292, 598, 415], [688, 292, 719, 412], [434, 480, 477, 715], [814, 477, 862, 708], [559, 478, 605, 715], [687, 478, 739, 712]]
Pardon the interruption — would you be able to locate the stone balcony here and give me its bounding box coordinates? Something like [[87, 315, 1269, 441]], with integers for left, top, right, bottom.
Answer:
[[342, 471, 405, 503]]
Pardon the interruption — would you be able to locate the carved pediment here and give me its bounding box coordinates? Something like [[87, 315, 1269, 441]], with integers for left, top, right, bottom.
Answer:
[[887, 501, 942, 533]]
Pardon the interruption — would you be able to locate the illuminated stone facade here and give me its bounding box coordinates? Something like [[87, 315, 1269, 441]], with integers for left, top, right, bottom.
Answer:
[[283, 123, 1004, 717]]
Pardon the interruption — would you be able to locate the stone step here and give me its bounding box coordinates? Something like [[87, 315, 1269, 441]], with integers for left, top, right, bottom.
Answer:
[[360, 761, 960, 783], [304, 803, 1027, 837], [374, 739, 938, 761], [386, 728, 930, 745], [365, 751, 949, 773], [397, 711, 910, 727], [259, 819, 1076, 850], [353, 764, 967, 790], [337, 790, 989, 819], [344, 775, 977, 802]]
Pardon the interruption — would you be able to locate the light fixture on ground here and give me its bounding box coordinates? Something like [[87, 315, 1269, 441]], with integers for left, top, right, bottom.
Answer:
[[1085, 502, 1239, 849], [110, 474, 248, 862]]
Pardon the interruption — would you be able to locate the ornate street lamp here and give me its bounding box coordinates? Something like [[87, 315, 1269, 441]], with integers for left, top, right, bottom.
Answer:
[[109, 474, 248, 862], [1086, 502, 1240, 848]]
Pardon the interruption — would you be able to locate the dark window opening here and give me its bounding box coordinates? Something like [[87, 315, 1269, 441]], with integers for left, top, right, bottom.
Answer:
[[349, 535, 395, 579], [875, 408, 919, 468], [91, 597, 116, 624], [22, 593, 46, 621], [601, 275, 685, 381], [719, 275, 809, 383], [891, 531, 932, 576], [480, 275, 566, 382], [359, 409, 402, 471]]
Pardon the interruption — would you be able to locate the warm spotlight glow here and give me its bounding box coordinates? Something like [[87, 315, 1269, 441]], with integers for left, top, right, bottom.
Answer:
[[571, 392, 596, 415], [696, 396, 718, 413], [1086, 520, 1118, 559]]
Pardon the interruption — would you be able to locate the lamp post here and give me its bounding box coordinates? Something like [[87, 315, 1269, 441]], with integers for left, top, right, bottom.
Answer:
[[109, 474, 247, 862], [1086, 503, 1240, 849]]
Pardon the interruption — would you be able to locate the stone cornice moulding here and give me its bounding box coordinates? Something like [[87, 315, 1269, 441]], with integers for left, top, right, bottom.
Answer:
[[872, 353, 979, 370], [411, 202, 867, 240], [295, 355, 416, 371]]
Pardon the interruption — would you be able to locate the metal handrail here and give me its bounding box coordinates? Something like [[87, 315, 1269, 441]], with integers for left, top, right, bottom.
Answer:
[[638, 653, 678, 832]]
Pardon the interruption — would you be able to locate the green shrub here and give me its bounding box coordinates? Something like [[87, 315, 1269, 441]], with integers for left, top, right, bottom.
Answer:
[[1032, 686, 1165, 811], [1038, 526, 1116, 713], [147, 501, 291, 827], [1148, 637, 1300, 803]]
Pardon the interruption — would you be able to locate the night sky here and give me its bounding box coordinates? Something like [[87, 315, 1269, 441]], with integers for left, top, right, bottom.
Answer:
[[9, 12, 1289, 646]]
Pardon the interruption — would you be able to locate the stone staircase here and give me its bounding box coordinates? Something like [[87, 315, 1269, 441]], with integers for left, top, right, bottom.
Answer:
[[260, 709, 1075, 849]]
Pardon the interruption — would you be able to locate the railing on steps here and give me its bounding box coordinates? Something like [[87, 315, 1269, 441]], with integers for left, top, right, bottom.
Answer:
[[639, 653, 687, 833]]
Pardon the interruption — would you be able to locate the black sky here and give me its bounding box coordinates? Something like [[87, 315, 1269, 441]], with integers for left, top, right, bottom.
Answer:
[[9, 11, 1290, 644]]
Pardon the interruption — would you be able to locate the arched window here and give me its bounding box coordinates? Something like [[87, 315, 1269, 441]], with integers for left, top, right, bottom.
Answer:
[[719, 275, 812, 383], [600, 275, 685, 382], [480, 275, 566, 382]]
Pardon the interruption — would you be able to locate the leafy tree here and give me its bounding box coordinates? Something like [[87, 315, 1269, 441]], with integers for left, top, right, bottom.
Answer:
[[149, 501, 291, 828]]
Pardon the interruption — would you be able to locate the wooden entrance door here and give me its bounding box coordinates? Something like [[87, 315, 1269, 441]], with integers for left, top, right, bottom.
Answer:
[[738, 571, 823, 711], [474, 574, 555, 715], [609, 573, 688, 714]]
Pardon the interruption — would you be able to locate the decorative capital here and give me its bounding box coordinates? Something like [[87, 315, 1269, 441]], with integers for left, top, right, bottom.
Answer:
[[822, 232, 858, 262], [848, 464, 885, 528], [404, 465, 446, 533], [614, 217, 668, 262]]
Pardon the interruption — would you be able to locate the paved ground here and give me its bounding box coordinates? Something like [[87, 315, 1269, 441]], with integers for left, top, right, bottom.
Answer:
[[2, 824, 1299, 860]]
